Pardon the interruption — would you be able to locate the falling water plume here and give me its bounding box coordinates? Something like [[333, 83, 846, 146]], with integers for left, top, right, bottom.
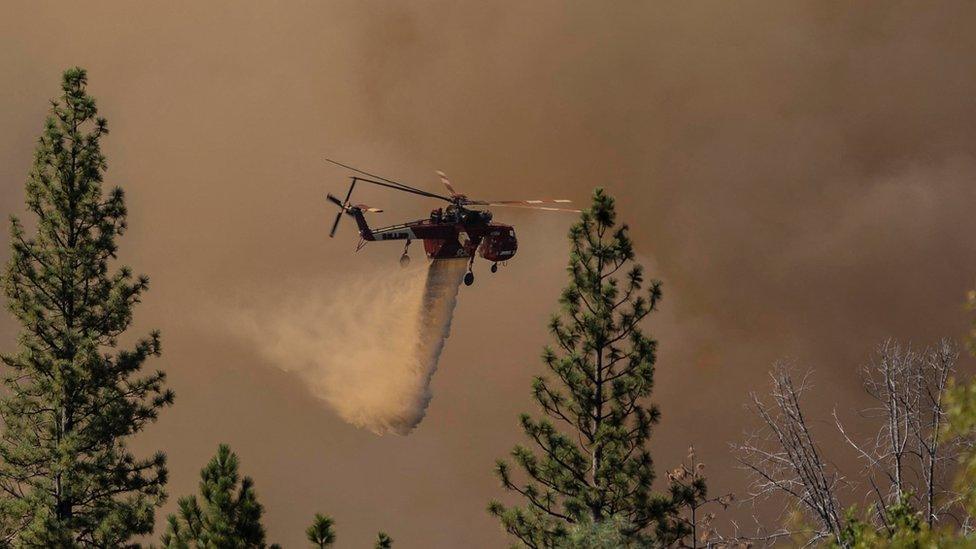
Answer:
[[233, 258, 468, 435]]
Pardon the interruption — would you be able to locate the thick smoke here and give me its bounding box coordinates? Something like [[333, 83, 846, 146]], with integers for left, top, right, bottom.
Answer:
[[233, 258, 466, 435], [3, 3, 976, 546]]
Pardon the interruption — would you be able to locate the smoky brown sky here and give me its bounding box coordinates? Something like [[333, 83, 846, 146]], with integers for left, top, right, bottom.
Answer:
[[2, 2, 976, 547]]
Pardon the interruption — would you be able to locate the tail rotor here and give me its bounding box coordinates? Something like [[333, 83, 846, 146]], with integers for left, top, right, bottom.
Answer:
[[327, 185, 382, 238], [327, 178, 357, 238], [327, 178, 381, 238], [327, 194, 347, 238]]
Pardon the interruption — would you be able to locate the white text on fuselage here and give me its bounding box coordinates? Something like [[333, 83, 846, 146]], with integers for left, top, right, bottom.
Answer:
[[379, 232, 410, 240]]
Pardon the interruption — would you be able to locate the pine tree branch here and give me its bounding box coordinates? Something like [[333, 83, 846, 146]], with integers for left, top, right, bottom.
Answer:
[[522, 430, 590, 488]]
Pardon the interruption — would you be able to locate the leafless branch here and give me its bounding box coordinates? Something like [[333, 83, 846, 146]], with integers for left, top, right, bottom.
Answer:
[[732, 362, 845, 546], [833, 338, 970, 527]]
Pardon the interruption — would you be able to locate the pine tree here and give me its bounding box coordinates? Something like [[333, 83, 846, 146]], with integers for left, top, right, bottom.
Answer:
[[374, 531, 393, 548], [489, 188, 682, 547], [161, 444, 276, 549], [567, 515, 636, 548], [306, 514, 335, 548], [0, 67, 173, 546]]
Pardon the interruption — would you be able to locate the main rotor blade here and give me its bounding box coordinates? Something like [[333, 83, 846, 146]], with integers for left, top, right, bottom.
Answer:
[[485, 203, 581, 213], [326, 193, 345, 208], [492, 199, 574, 205], [353, 176, 452, 202], [464, 198, 575, 207], [437, 170, 459, 198], [325, 158, 452, 202]]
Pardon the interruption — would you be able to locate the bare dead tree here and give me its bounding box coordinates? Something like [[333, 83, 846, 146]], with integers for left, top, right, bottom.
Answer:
[[732, 363, 845, 546], [733, 338, 971, 547], [917, 339, 964, 525], [834, 338, 969, 529]]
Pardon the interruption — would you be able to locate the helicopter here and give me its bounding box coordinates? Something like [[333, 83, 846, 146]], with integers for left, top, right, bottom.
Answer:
[[324, 159, 580, 286]]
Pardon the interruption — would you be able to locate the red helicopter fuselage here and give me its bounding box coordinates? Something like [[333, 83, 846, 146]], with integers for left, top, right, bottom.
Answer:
[[349, 205, 518, 262]]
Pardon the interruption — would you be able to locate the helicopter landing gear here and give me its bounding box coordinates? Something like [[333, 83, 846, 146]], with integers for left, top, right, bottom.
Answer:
[[464, 254, 476, 286], [490, 262, 498, 273], [399, 239, 411, 268]]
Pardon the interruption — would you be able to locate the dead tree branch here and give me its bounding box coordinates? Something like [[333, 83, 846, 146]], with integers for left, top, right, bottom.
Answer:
[[733, 363, 845, 546], [834, 338, 969, 527]]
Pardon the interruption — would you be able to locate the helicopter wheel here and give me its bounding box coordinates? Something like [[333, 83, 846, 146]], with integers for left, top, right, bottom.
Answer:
[[399, 253, 410, 268], [490, 262, 498, 273], [464, 271, 474, 286]]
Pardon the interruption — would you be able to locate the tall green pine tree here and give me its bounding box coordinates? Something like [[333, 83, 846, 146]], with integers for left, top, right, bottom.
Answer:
[[0, 67, 173, 546], [306, 513, 335, 548], [490, 189, 684, 547], [161, 444, 276, 548]]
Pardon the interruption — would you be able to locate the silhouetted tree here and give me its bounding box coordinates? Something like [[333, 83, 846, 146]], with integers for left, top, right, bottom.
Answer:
[[306, 514, 336, 548], [161, 444, 276, 548], [0, 67, 173, 546], [489, 188, 683, 547], [374, 531, 393, 548]]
